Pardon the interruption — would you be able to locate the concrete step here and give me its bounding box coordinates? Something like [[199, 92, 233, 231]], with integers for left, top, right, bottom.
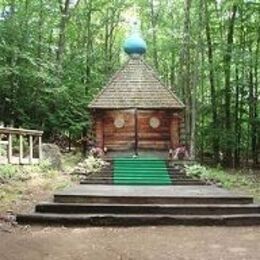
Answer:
[[80, 180, 207, 186], [16, 213, 260, 226], [53, 194, 254, 204], [35, 202, 260, 215], [80, 178, 207, 185], [81, 176, 196, 180], [171, 181, 208, 186], [87, 174, 190, 179], [81, 177, 200, 180]]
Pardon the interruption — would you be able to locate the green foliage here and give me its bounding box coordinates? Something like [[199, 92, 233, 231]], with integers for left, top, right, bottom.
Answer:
[[0, 164, 17, 180], [0, 0, 258, 164], [73, 155, 107, 175], [0, 153, 83, 212], [85, 156, 107, 173], [0, 0, 126, 140], [185, 164, 253, 189], [0, 156, 65, 184], [0, 143, 6, 156], [185, 164, 208, 179]]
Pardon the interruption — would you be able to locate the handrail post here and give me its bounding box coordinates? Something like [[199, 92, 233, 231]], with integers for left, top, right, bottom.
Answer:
[[29, 135, 33, 164], [19, 134, 23, 164], [38, 136, 42, 161], [8, 133, 12, 163]]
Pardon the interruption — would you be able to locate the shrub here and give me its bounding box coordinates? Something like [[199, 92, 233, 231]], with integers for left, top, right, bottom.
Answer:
[[185, 164, 252, 188], [185, 164, 208, 179], [0, 164, 17, 181], [0, 143, 7, 157], [72, 155, 108, 175]]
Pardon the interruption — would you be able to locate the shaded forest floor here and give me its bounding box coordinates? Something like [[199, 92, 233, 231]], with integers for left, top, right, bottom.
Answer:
[[0, 226, 260, 260]]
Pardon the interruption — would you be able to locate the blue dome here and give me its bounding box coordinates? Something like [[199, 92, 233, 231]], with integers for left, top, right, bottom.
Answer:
[[123, 33, 147, 55]]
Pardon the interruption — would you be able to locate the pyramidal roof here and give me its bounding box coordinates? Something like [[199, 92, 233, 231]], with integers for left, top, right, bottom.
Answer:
[[89, 57, 185, 109]]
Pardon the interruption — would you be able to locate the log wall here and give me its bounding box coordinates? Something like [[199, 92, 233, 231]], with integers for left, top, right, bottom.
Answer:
[[92, 109, 183, 151]]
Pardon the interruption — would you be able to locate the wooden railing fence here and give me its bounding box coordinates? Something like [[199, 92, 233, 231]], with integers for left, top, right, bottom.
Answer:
[[0, 127, 43, 165]]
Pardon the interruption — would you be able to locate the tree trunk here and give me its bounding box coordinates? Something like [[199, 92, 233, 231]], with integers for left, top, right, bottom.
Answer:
[[56, 0, 70, 66], [149, 0, 159, 70], [203, 0, 219, 163], [223, 4, 237, 166], [234, 66, 241, 167], [182, 0, 192, 153], [56, 0, 81, 68], [252, 26, 259, 166]]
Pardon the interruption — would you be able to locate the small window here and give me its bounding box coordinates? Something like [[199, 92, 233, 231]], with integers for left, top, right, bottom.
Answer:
[[149, 117, 160, 129]]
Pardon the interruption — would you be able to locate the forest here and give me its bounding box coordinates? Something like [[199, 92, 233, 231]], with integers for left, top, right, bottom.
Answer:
[[0, 0, 259, 167]]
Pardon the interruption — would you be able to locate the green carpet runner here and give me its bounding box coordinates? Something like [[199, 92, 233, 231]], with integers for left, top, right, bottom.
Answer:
[[113, 156, 171, 185]]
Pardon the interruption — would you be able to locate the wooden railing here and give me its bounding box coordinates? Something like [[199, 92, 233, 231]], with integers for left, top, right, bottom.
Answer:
[[0, 127, 43, 165]]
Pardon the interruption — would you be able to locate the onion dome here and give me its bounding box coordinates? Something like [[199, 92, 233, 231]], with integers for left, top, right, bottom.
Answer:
[[123, 20, 147, 56], [123, 33, 147, 55]]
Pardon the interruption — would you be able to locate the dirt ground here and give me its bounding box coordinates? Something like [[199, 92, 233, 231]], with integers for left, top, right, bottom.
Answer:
[[0, 225, 259, 260]]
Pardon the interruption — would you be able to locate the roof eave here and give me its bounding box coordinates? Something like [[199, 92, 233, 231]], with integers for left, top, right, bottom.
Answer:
[[88, 106, 185, 110]]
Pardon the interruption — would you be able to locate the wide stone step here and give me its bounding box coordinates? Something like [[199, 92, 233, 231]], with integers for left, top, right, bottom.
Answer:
[[35, 202, 260, 215], [16, 213, 260, 226], [54, 194, 253, 204]]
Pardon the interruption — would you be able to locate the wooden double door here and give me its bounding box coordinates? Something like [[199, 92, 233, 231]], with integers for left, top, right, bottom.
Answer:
[[97, 109, 179, 151]]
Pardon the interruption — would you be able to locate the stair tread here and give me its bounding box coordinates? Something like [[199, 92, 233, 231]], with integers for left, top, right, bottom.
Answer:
[[55, 194, 252, 199], [17, 213, 260, 219], [37, 202, 260, 208]]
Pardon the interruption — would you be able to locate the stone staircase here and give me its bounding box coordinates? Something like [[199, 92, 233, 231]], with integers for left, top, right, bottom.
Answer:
[[80, 159, 207, 185], [16, 158, 260, 226], [17, 185, 260, 226]]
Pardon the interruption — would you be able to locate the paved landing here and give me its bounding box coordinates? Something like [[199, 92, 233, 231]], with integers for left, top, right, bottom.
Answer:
[[55, 185, 245, 198]]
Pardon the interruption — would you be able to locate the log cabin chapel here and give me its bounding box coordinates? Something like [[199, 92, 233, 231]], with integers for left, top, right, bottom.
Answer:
[[89, 21, 185, 155]]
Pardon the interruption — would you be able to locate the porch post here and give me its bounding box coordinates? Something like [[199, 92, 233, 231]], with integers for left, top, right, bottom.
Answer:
[[38, 136, 42, 161], [19, 134, 23, 164], [29, 135, 33, 164], [8, 133, 12, 164]]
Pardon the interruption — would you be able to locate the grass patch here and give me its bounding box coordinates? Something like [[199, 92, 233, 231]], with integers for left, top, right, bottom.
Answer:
[[0, 153, 81, 213], [185, 164, 260, 200], [62, 152, 83, 172]]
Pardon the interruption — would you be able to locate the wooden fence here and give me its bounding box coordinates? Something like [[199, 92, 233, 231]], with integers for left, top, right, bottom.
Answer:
[[0, 127, 43, 165]]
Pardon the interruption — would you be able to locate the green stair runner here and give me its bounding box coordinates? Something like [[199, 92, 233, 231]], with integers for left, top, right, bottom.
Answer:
[[113, 156, 171, 185]]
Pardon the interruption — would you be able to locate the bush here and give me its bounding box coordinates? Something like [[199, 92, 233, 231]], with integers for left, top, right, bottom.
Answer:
[[185, 164, 252, 188], [0, 164, 17, 181], [185, 164, 208, 179], [0, 143, 7, 157]]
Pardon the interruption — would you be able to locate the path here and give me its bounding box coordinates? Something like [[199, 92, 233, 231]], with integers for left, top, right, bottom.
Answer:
[[0, 226, 259, 260]]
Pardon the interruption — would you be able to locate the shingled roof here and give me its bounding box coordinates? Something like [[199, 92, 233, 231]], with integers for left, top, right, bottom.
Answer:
[[89, 57, 185, 109]]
